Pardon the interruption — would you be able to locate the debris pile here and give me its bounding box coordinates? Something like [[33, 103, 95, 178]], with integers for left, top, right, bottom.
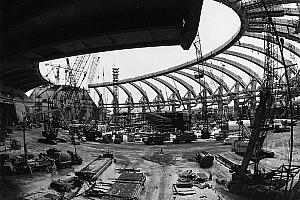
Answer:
[[1, 153, 54, 175], [101, 172, 146, 200], [173, 170, 212, 196], [49, 151, 115, 199]]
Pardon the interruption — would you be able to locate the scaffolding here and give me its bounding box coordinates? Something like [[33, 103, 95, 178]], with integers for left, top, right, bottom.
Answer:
[[112, 68, 119, 125]]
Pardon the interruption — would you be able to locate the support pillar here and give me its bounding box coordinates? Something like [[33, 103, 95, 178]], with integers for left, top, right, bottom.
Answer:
[[171, 103, 176, 113], [217, 85, 224, 120], [98, 94, 104, 122], [156, 105, 161, 112], [127, 107, 131, 126], [184, 91, 192, 113]]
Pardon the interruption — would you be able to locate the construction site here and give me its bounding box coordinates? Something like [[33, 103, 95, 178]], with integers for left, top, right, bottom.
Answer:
[[0, 0, 300, 200]]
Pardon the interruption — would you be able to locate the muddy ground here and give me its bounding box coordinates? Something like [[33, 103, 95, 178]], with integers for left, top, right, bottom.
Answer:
[[0, 125, 299, 200]]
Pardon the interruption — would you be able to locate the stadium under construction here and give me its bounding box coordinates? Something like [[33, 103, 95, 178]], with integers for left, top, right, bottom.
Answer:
[[0, 0, 300, 200]]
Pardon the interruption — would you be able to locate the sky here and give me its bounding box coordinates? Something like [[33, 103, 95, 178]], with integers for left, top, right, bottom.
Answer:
[[34, 0, 299, 108]]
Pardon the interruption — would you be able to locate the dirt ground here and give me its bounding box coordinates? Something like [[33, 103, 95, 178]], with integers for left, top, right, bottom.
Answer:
[[0, 125, 300, 200]]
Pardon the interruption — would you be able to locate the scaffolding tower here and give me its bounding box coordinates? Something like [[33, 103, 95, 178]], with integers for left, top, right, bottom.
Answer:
[[112, 68, 119, 125]]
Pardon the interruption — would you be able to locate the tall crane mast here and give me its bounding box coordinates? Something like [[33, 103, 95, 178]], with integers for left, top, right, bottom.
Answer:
[[63, 54, 91, 121], [238, 1, 276, 176], [87, 56, 100, 86], [193, 31, 210, 138]]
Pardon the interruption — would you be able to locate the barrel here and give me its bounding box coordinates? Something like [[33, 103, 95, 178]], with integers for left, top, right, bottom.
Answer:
[[196, 151, 214, 168]]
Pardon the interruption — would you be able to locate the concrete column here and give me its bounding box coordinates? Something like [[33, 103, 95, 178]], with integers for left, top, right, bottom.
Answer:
[[127, 107, 131, 126], [98, 94, 104, 122], [157, 105, 161, 112], [142, 105, 146, 113], [171, 103, 176, 113], [185, 91, 192, 113], [218, 86, 223, 119]]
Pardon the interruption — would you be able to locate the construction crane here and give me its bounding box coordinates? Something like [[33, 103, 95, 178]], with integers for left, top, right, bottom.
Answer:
[[87, 56, 100, 86], [227, 2, 299, 199], [193, 31, 210, 139], [62, 54, 91, 122]]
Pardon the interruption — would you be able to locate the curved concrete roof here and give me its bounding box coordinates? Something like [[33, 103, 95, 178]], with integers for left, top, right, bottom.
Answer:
[[1, 0, 299, 108], [89, 0, 299, 108], [0, 0, 204, 93]]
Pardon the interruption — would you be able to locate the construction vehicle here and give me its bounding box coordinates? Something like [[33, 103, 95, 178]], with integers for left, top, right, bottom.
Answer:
[[84, 125, 102, 141], [37, 112, 67, 145], [225, 11, 300, 197], [200, 126, 211, 139], [227, 89, 284, 198], [142, 134, 165, 145], [231, 117, 275, 158], [173, 131, 197, 144], [46, 148, 82, 169], [224, 134, 243, 145], [2, 153, 54, 175], [113, 132, 123, 144], [273, 119, 290, 133], [195, 151, 214, 168], [214, 129, 227, 141], [98, 134, 113, 143]]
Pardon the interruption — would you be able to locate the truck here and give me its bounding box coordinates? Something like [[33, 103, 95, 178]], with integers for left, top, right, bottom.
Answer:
[[142, 134, 165, 145], [172, 131, 197, 144], [223, 134, 242, 145]]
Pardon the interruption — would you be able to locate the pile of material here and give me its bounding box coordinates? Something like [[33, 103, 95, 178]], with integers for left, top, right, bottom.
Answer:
[[178, 170, 211, 184], [49, 152, 114, 199], [85, 181, 113, 198], [1, 153, 54, 175], [75, 154, 113, 182], [101, 172, 146, 200], [173, 170, 212, 195], [50, 176, 84, 197]]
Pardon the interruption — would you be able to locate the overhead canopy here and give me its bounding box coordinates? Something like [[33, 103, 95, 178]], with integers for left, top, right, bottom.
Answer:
[[0, 0, 204, 93]]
